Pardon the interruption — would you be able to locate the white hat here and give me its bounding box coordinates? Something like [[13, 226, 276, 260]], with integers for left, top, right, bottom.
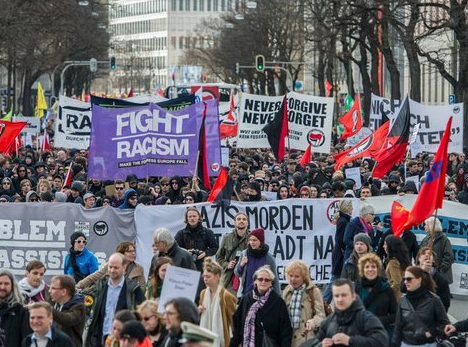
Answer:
[[83, 192, 96, 201]]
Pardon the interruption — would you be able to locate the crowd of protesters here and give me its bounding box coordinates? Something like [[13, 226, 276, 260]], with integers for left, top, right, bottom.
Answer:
[[2, 123, 468, 347]]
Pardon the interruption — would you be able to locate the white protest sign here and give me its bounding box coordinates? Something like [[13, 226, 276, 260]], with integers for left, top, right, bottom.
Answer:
[[409, 100, 463, 153], [287, 91, 334, 154], [158, 266, 201, 313], [409, 123, 421, 145], [369, 93, 401, 130], [237, 93, 283, 148], [16, 116, 41, 134], [345, 167, 362, 189], [221, 146, 230, 167], [410, 142, 423, 158], [55, 96, 92, 149]]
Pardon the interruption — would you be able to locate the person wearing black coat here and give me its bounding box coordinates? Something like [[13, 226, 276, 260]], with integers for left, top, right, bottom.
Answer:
[[323, 200, 353, 303], [174, 207, 218, 272], [392, 266, 449, 347], [230, 266, 292, 347], [377, 229, 419, 262], [309, 278, 389, 347], [355, 253, 397, 341]]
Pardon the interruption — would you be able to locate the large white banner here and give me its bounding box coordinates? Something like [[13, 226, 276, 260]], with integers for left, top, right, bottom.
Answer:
[[371, 195, 468, 296], [135, 199, 362, 284], [237, 93, 334, 153], [237, 93, 283, 148], [369, 94, 464, 153], [287, 91, 334, 153], [55, 96, 92, 149], [0, 203, 136, 281]]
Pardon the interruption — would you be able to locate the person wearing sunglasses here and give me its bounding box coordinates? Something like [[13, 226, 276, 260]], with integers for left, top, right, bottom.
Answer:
[[111, 180, 126, 208], [393, 266, 449, 347], [230, 265, 292, 347], [64, 232, 99, 283], [119, 189, 139, 210], [137, 300, 168, 347], [0, 177, 15, 197]]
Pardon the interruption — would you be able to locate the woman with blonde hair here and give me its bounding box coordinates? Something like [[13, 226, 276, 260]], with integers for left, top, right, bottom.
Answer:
[[356, 253, 397, 340], [137, 300, 168, 347], [199, 257, 236, 347], [283, 260, 326, 347]]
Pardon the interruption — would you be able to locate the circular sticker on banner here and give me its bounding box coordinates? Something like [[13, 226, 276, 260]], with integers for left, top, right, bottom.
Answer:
[[307, 129, 326, 147], [326, 200, 340, 223], [453, 106, 460, 114], [84, 295, 94, 307], [93, 221, 108, 236], [202, 89, 217, 100], [211, 163, 220, 172]]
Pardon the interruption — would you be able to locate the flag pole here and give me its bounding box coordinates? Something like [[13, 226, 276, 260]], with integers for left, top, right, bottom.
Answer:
[[233, 186, 241, 201], [192, 150, 201, 190], [429, 209, 438, 253]]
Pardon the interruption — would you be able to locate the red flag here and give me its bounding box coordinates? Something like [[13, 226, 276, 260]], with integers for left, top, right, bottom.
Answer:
[[128, 89, 133, 98], [325, 80, 333, 97], [391, 117, 453, 236], [340, 94, 362, 139], [262, 95, 289, 161], [197, 103, 211, 189], [300, 144, 312, 168], [41, 131, 51, 152], [207, 167, 234, 204], [0, 120, 27, 154], [220, 92, 238, 139], [63, 161, 73, 189], [391, 201, 411, 237], [334, 121, 390, 171]]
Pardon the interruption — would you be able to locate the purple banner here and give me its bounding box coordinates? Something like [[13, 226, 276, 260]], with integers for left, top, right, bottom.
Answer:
[[202, 99, 222, 176], [88, 103, 200, 180]]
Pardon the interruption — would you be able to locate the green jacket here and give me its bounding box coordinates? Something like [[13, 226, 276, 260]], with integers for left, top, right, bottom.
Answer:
[[216, 229, 249, 289], [85, 275, 145, 347]]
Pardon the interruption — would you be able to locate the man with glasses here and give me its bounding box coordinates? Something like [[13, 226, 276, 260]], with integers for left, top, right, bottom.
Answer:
[[119, 189, 139, 209], [343, 204, 382, 263], [161, 297, 200, 347], [159, 177, 171, 196], [111, 179, 126, 207], [49, 275, 86, 347]]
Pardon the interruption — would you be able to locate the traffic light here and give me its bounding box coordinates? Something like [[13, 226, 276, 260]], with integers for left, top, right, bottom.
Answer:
[[109, 57, 116, 70], [255, 55, 265, 72]]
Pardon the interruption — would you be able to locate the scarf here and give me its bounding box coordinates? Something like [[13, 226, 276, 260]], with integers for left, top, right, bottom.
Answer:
[[17, 278, 46, 302], [359, 217, 373, 234], [360, 277, 381, 312], [243, 286, 272, 347], [69, 248, 86, 281], [289, 284, 306, 329], [246, 244, 269, 258], [200, 286, 224, 347]]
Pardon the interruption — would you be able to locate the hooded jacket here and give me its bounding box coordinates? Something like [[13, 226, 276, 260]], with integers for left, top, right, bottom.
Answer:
[[119, 188, 138, 209]]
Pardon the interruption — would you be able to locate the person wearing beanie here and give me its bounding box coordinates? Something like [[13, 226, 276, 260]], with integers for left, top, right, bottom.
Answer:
[[119, 321, 153, 347], [161, 297, 200, 347], [67, 181, 85, 204], [243, 181, 266, 202], [119, 188, 139, 209], [234, 228, 281, 298], [63, 231, 99, 283], [341, 233, 372, 283]]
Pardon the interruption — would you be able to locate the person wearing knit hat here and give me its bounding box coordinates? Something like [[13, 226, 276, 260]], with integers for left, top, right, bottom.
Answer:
[[341, 233, 372, 283], [64, 231, 99, 283], [233, 228, 281, 298], [119, 321, 152, 347]]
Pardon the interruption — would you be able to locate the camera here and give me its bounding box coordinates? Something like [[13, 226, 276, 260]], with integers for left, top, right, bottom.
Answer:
[[234, 251, 242, 262], [189, 249, 202, 261]]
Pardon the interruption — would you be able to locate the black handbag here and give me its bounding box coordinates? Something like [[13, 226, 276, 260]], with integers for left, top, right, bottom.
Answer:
[[261, 322, 277, 347]]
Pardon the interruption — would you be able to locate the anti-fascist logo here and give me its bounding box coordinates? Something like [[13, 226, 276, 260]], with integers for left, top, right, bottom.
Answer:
[[307, 129, 325, 147], [93, 221, 108, 236], [211, 163, 220, 172], [326, 200, 340, 223]]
